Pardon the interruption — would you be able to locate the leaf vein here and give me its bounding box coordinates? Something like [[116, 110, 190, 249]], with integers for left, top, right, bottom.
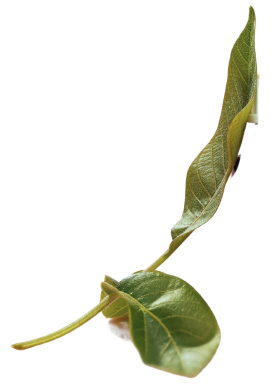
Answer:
[[161, 315, 212, 327], [231, 54, 248, 86], [159, 340, 171, 357], [236, 41, 249, 64], [143, 311, 148, 356], [188, 180, 205, 209], [186, 205, 196, 219], [108, 305, 128, 318], [154, 323, 161, 338], [210, 143, 217, 190], [229, 67, 243, 110], [169, 329, 204, 340], [182, 175, 226, 233], [196, 157, 212, 199]]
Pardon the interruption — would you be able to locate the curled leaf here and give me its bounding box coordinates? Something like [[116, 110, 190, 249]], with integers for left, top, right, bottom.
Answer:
[[153, 7, 257, 265], [102, 271, 220, 377], [100, 275, 128, 318]]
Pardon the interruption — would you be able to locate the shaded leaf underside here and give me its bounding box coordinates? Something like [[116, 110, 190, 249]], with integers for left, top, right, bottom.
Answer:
[[170, 7, 256, 251]]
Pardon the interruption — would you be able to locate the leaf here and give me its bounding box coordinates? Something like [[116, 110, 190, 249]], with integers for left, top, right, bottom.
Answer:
[[102, 271, 220, 377], [100, 276, 128, 319], [162, 7, 257, 261]]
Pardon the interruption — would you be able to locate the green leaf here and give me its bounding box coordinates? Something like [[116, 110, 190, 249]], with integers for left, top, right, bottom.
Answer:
[[102, 271, 220, 377], [149, 7, 257, 267], [100, 275, 128, 318]]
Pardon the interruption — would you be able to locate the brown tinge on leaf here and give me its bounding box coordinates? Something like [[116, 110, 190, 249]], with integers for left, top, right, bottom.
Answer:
[[108, 316, 131, 341]]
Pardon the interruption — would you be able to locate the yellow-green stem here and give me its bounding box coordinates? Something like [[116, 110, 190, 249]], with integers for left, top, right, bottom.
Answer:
[[144, 233, 190, 272], [12, 295, 115, 350]]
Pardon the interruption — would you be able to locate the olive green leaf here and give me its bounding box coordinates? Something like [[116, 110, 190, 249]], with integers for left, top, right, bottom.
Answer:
[[146, 7, 257, 271], [102, 271, 220, 377]]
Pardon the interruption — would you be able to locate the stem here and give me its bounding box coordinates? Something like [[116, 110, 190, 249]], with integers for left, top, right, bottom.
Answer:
[[143, 233, 190, 272], [12, 295, 115, 350]]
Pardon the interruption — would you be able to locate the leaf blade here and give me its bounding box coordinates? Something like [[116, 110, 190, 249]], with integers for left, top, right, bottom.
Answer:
[[170, 7, 256, 249], [110, 271, 220, 377]]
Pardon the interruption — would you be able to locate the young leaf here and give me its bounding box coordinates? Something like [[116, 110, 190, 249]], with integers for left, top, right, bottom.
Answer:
[[102, 271, 220, 377], [100, 275, 128, 318], [146, 7, 257, 271]]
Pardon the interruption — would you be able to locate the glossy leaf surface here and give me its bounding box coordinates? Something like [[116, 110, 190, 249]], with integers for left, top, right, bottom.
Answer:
[[165, 7, 257, 259], [104, 271, 220, 377]]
